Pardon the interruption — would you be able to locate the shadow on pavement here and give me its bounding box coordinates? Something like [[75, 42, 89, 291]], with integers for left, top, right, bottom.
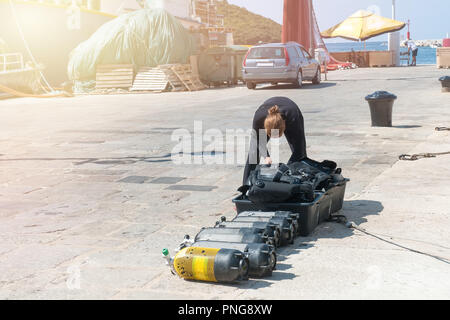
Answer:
[[273, 263, 292, 271], [0, 151, 227, 166], [285, 199, 384, 250], [189, 276, 277, 290], [302, 82, 337, 89], [239, 271, 296, 290], [299, 199, 384, 244], [392, 125, 422, 129], [255, 82, 337, 90], [341, 199, 384, 226]]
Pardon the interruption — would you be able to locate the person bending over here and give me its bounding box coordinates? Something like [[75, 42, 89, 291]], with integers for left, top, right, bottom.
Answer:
[[242, 96, 307, 184]]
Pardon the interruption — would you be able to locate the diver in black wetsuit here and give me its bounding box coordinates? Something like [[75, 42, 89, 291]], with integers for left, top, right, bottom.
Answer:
[[243, 97, 307, 184]]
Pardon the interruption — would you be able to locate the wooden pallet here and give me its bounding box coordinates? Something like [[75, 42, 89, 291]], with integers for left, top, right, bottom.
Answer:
[[158, 65, 186, 92], [170, 64, 206, 91], [131, 67, 169, 92], [77, 89, 159, 96], [95, 63, 206, 93], [95, 64, 134, 89]]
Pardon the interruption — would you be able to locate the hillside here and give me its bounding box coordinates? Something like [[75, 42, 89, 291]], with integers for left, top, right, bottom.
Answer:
[[217, 1, 282, 45]]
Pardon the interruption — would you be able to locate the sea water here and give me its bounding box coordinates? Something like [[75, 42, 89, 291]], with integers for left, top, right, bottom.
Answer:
[[326, 41, 437, 65]]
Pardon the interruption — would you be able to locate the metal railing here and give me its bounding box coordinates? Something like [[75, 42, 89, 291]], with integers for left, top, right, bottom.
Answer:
[[0, 53, 24, 73]]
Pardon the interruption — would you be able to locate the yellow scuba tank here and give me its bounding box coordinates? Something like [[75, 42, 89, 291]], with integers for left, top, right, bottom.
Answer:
[[163, 247, 249, 283]]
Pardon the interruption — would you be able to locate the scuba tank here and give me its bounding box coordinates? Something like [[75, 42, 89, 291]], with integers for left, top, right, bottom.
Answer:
[[162, 247, 249, 283], [194, 227, 272, 245], [236, 211, 300, 236], [192, 241, 276, 278], [215, 217, 281, 248], [232, 215, 295, 245]]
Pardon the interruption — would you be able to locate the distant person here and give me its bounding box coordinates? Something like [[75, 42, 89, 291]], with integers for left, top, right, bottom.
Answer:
[[242, 97, 307, 184], [407, 39, 418, 66]]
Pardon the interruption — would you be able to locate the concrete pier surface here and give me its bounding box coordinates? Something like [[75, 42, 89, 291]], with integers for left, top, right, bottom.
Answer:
[[0, 65, 449, 299]]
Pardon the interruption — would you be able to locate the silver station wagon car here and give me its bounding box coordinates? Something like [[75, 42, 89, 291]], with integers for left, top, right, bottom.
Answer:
[[242, 42, 321, 89]]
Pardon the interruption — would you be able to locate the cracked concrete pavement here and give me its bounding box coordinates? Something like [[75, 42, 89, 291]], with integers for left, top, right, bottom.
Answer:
[[0, 65, 449, 299]]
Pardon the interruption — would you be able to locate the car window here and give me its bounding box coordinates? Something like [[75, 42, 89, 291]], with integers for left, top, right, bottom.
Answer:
[[247, 47, 285, 59], [287, 47, 299, 59], [301, 48, 311, 59], [295, 46, 305, 59]]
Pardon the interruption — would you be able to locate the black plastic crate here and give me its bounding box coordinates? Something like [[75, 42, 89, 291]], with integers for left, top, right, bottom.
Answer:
[[326, 179, 349, 214], [233, 179, 349, 236], [233, 192, 322, 237], [318, 179, 349, 222]]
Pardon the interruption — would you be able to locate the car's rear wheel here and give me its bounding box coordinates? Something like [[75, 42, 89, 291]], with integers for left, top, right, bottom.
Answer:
[[246, 82, 256, 90], [312, 67, 321, 84], [293, 70, 303, 88]]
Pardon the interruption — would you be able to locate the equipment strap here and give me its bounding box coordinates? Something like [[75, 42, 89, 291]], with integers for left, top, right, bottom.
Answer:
[[272, 164, 290, 182]]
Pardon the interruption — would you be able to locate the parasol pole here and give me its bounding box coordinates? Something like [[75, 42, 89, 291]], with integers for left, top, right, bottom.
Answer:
[[388, 0, 401, 66]]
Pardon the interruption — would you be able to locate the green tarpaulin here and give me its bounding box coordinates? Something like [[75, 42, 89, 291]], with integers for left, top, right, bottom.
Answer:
[[67, 8, 194, 81]]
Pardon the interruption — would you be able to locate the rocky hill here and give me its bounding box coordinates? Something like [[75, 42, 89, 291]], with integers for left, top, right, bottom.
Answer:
[[217, 0, 282, 45]]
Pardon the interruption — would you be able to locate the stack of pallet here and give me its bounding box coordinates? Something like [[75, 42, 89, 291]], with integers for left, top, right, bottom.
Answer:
[[131, 64, 206, 92], [94, 63, 206, 93], [130, 67, 169, 92], [157, 65, 187, 92], [170, 64, 207, 91], [95, 65, 134, 90]]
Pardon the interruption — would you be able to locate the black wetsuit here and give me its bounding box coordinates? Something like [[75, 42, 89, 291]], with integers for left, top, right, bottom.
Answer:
[[243, 97, 307, 184]]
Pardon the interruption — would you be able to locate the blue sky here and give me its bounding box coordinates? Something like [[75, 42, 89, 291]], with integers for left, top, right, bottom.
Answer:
[[228, 0, 450, 42]]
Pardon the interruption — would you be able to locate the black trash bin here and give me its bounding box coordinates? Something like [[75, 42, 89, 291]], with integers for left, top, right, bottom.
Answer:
[[198, 45, 249, 87], [365, 91, 397, 127], [439, 76, 450, 93]]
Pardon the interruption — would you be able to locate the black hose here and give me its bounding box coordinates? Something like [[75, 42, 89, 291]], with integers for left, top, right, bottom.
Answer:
[[328, 214, 450, 266]]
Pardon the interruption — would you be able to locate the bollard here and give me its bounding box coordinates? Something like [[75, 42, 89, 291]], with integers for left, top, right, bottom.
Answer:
[[365, 91, 397, 127], [439, 76, 450, 93]]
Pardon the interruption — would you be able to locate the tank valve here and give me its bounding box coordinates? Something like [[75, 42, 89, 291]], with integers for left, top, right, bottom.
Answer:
[[162, 248, 176, 275]]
